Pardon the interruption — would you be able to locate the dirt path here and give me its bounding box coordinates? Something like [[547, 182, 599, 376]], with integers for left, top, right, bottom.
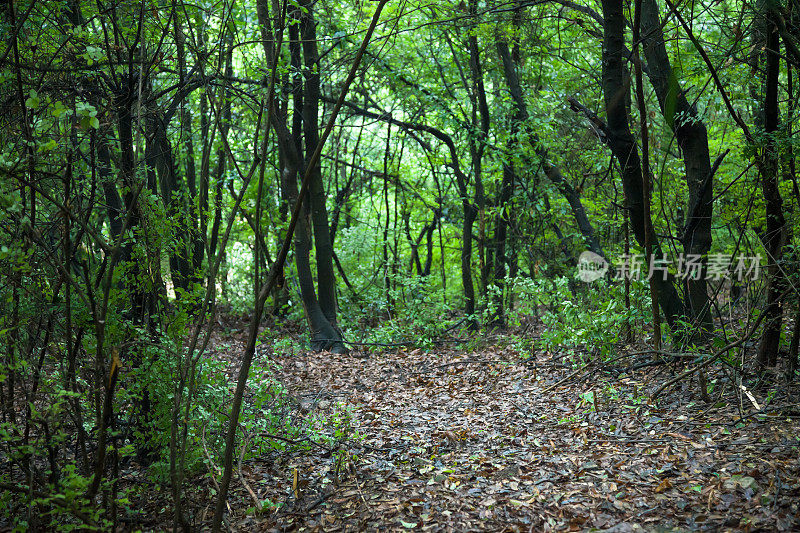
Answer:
[[240, 345, 800, 532]]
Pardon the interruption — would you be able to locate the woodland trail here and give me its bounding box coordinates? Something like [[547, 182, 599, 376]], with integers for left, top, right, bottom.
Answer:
[[227, 340, 800, 532]]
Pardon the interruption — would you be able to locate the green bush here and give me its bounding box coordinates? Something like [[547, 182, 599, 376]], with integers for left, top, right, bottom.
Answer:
[[509, 275, 650, 360]]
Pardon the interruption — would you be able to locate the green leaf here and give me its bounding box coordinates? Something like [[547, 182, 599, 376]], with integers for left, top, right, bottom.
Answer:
[[84, 45, 104, 66], [50, 101, 70, 118], [25, 90, 40, 109], [37, 139, 58, 152]]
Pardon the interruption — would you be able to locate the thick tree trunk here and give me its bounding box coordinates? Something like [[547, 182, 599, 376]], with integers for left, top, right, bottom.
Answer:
[[299, 0, 340, 329], [601, 0, 685, 327], [283, 155, 341, 351], [640, 0, 713, 332], [260, 6, 345, 352], [757, 6, 786, 367]]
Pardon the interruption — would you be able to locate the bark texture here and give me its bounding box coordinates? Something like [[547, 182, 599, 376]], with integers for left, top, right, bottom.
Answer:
[[641, 0, 713, 332], [601, 0, 685, 327]]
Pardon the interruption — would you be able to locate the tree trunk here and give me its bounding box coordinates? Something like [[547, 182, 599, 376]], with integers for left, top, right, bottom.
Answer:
[[757, 6, 786, 367], [208, 40, 232, 264], [260, 5, 344, 352], [600, 0, 685, 327], [175, 14, 203, 288], [299, 0, 340, 329], [640, 0, 713, 333], [495, 40, 607, 262], [196, 15, 211, 274], [492, 161, 514, 327], [466, 1, 487, 319], [147, 112, 192, 293], [97, 131, 126, 256]]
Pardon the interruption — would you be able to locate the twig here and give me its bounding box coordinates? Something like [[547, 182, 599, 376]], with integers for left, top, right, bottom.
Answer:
[[350, 462, 370, 509], [543, 361, 595, 393], [201, 427, 232, 516], [201, 426, 222, 492], [567, 96, 611, 144], [651, 309, 767, 400], [281, 489, 335, 516], [237, 431, 262, 510], [624, 360, 671, 372], [303, 489, 334, 513], [259, 432, 333, 453]]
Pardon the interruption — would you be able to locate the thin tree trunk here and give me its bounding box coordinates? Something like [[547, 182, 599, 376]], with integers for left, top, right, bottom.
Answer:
[[496, 40, 607, 262], [493, 161, 514, 326], [633, 0, 662, 349], [383, 122, 394, 315], [148, 113, 192, 293], [208, 41, 232, 263], [176, 12, 203, 287], [197, 71, 211, 272], [459, 0, 487, 320]]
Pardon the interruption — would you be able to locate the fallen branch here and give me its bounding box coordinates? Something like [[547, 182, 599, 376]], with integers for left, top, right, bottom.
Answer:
[[237, 432, 262, 510], [650, 309, 767, 400], [543, 360, 595, 393], [201, 426, 223, 494]]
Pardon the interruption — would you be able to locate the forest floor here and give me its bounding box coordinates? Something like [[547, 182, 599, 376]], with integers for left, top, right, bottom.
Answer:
[[194, 321, 800, 532]]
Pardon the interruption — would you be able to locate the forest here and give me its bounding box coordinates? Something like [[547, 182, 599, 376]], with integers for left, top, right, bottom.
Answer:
[[1, 0, 800, 530]]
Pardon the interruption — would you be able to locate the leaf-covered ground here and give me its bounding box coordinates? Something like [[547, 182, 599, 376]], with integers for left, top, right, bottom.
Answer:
[[212, 330, 800, 532]]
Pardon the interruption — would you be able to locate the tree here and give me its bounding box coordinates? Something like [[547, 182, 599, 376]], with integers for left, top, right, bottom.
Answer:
[[600, 0, 686, 328], [256, 0, 345, 353]]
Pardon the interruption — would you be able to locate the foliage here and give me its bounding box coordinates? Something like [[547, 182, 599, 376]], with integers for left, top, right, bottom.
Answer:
[[1, 0, 799, 527], [509, 275, 652, 360]]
